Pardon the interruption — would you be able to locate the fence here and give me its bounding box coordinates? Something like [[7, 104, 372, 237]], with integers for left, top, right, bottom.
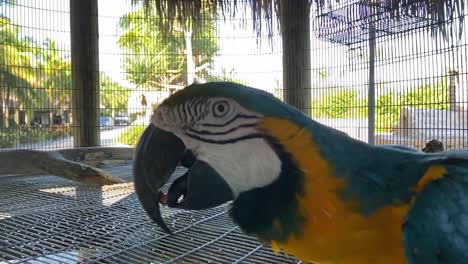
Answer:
[[1, 0, 467, 151], [0, 1, 467, 263], [310, 0, 468, 150]]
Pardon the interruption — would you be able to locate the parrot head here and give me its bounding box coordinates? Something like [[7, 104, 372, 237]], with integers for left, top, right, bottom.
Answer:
[[134, 82, 308, 241]]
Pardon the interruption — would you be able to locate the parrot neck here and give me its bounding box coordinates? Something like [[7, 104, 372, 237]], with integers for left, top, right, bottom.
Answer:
[[285, 115, 432, 214], [229, 131, 305, 244], [231, 116, 434, 263]]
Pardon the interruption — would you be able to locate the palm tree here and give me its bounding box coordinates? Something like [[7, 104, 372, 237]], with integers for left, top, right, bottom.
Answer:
[[118, 1, 218, 90], [0, 18, 72, 129], [0, 17, 44, 128], [138, 0, 465, 39], [100, 73, 131, 119], [36, 39, 72, 113]]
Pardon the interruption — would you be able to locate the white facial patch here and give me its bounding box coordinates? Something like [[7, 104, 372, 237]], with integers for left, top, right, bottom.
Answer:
[[177, 134, 282, 197]]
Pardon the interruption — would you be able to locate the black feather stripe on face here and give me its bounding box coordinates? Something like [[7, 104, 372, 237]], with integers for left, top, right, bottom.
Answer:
[[184, 132, 264, 145], [163, 97, 262, 145], [187, 123, 258, 136], [198, 114, 259, 128], [184, 113, 262, 144]]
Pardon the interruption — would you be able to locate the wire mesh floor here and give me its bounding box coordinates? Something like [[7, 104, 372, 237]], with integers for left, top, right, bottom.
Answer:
[[0, 163, 303, 263]]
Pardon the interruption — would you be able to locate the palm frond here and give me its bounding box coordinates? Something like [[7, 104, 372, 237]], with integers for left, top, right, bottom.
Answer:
[[139, 0, 465, 40]]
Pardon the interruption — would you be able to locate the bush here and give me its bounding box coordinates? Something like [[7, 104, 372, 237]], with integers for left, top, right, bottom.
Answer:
[[375, 80, 449, 132], [0, 131, 16, 148], [401, 82, 449, 110], [375, 92, 400, 132], [0, 125, 72, 148], [118, 125, 146, 147], [310, 79, 449, 133], [48, 124, 72, 139], [311, 89, 361, 118]]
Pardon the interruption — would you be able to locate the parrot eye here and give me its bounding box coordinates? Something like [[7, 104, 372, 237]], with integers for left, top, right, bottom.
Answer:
[[212, 101, 229, 118]]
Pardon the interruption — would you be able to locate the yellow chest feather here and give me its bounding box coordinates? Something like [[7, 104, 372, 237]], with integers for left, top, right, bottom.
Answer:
[[260, 118, 409, 264]]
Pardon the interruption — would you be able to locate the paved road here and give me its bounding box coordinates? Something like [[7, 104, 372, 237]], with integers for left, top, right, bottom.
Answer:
[[14, 126, 132, 150]]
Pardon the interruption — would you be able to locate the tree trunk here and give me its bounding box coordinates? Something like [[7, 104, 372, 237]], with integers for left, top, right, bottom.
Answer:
[[185, 29, 195, 85], [280, 0, 311, 115], [3, 87, 10, 128], [448, 70, 459, 111], [70, 0, 100, 147], [12, 108, 19, 127], [49, 111, 54, 126]]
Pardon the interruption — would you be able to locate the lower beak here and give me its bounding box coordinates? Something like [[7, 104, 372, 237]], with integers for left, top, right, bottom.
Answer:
[[166, 159, 234, 210], [133, 124, 233, 234]]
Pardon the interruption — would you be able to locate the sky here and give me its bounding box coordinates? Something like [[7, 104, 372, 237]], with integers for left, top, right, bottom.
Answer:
[[2, 0, 467, 104]]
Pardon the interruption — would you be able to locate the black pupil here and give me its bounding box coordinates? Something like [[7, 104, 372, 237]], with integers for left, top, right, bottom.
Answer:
[[217, 104, 225, 113]]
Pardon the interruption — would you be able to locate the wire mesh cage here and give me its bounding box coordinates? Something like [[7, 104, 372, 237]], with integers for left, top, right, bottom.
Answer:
[[0, 164, 304, 263], [0, 0, 283, 151], [310, 0, 467, 150], [1, 0, 468, 263], [1, 0, 466, 151]]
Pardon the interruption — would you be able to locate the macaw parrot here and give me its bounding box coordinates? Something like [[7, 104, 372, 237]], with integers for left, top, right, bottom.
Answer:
[[133, 82, 468, 264]]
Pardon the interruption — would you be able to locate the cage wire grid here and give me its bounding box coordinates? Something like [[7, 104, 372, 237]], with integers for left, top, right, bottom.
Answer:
[[1, 0, 468, 262], [309, 0, 468, 150], [1, 0, 467, 151], [0, 164, 304, 264]]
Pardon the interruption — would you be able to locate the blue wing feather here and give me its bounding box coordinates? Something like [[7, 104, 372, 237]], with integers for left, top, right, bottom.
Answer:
[[403, 153, 468, 264]]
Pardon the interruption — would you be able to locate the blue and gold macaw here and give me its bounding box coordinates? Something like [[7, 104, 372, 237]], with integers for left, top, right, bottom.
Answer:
[[133, 82, 468, 264]]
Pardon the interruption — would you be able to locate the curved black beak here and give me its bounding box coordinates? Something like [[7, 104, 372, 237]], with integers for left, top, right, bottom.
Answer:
[[133, 124, 234, 234], [133, 124, 185, 233]]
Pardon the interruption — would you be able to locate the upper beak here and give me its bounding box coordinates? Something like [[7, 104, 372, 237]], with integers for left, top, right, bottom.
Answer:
[[133, 124, 234, 234]]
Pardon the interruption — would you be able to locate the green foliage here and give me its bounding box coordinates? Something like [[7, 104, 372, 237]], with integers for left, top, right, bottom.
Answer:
[[118, 6, 219, 88], [117, 125, 146, 147], [100, 74, 132, 116], [401, 82, 449, 109], [310, 79, 449, 133], [0, 125, 71, 148], [311, 89, 361, 118], [375, 80, 449, 132], [375, 92, 400, 132], [0, 16, 126, 148], [204, 68, 247, 85], [36, 39, 72, 105], [0, 17, 73, 128], [1, 17, 41, 127]]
